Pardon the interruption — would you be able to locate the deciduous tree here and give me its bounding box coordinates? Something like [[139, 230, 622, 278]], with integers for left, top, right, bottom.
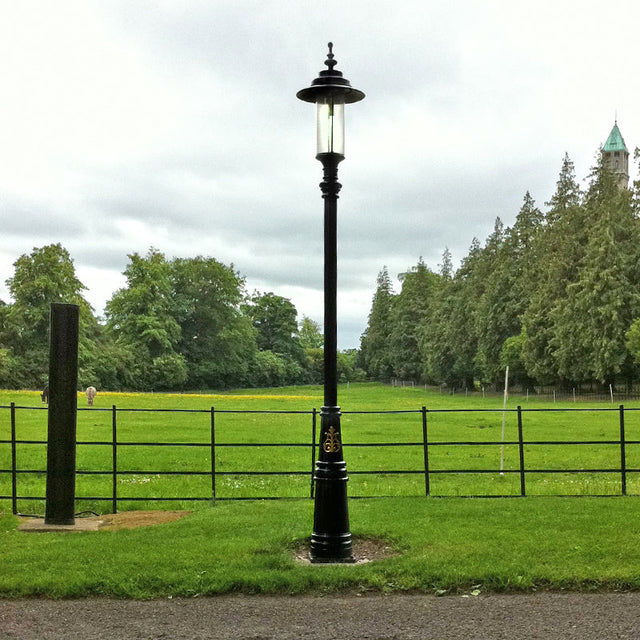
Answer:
[[171, 256, 255, 389], [1, 244, 98, 388], [105, 249, 186, 390]]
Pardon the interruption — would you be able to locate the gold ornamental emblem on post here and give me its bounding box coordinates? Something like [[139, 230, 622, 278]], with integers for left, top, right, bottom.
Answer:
[[322, 426, 342, 453]]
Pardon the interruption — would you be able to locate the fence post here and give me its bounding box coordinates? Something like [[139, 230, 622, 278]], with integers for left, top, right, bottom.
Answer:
[[112, 405, 117, 514], [517, 406, 526, 497], [311, 408, 317, 499], [620, 404, 627, 496], [210, 407, 216, 504], [11, 402, 17, 515], [422, 406, 430, 496]]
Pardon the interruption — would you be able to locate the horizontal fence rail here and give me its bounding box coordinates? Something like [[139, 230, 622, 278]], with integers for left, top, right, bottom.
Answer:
[[2, 403, 640, 514]]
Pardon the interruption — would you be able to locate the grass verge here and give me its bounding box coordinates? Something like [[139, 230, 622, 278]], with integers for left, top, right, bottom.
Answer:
[[2, 496, 640, 598]]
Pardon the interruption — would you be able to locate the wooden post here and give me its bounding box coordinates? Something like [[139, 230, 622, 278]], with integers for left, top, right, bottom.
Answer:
[[45, 304, 79, 525]]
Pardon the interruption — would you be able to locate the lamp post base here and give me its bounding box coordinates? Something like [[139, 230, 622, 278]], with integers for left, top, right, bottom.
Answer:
[[309, 536, 355, 564], [309, 406, 354, 564]]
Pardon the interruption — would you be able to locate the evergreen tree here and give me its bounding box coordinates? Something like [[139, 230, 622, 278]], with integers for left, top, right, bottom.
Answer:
[[424, 239, 481, 388], [438, 247, 453, 280], [359, 267, 395, 380], [552, 157, 640, 384], [474, 217, 516, 386], [389, 259, 441, 380], [475, 197, 544, 387], [522, 155, 584, 383], [624, 149, 640, 376], [545, 153, 582, 223], [634, 147, 640, 216]]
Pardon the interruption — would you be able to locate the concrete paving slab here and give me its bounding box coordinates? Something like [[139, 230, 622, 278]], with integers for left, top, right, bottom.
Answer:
[[18, 517, 104, 533]]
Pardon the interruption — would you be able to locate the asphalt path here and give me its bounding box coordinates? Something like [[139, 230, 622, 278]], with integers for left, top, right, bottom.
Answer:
[[2, 592, 640, 639]]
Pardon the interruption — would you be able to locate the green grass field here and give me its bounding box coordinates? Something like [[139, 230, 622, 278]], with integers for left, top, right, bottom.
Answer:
[[2, 383, 639, 514], [2, 383, 640, 598], [0, 384, 640, 513]]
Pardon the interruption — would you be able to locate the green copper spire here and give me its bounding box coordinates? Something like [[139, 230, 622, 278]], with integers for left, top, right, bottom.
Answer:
[[603, 122, 628, 152]]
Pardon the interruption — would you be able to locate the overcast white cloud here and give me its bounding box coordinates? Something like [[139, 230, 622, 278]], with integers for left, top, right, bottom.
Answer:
[[1, 0, 639, 348]]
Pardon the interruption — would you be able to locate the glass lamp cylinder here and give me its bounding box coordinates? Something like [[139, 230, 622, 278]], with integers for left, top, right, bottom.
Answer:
[[316, 97, 345, 156]]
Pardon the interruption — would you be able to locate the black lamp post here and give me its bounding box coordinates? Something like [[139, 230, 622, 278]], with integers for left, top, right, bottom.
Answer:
[[297, 43, 365, 563]]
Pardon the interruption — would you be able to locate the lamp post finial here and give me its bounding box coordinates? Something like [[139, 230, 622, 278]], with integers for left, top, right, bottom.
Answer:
[[325, 42, 336, 71]]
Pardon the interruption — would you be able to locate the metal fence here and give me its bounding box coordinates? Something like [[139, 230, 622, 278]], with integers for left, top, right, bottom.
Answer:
[[2, 403, 640, 514], [390, 378, 640, 403]]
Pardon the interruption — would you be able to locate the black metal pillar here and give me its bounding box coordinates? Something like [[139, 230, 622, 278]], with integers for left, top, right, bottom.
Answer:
[[309, 152, 354, 563], [45, 303, 79, 525]]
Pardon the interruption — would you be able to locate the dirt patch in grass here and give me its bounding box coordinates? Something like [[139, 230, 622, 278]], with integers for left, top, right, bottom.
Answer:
[[94, 510, 191, 531], [294, 537, 400, 565], [15, 510, 191, 532]]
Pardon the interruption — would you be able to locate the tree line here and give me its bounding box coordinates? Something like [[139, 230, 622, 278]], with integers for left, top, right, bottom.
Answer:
[[358, 150, 640, 391], [4, 151, 640, 393], [0, 245, 364, 391]]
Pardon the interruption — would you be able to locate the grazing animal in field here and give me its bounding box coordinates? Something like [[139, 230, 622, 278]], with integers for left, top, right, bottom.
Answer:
[[41, 385, 49, 404], [86, 386, 97, 406]]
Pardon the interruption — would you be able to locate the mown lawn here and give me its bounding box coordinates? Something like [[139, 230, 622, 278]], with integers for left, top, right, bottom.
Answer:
[[2, 496, 640, 597]]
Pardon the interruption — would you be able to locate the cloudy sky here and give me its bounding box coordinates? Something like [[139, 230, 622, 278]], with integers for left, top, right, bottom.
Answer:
[[1, 1, 639, 349]]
